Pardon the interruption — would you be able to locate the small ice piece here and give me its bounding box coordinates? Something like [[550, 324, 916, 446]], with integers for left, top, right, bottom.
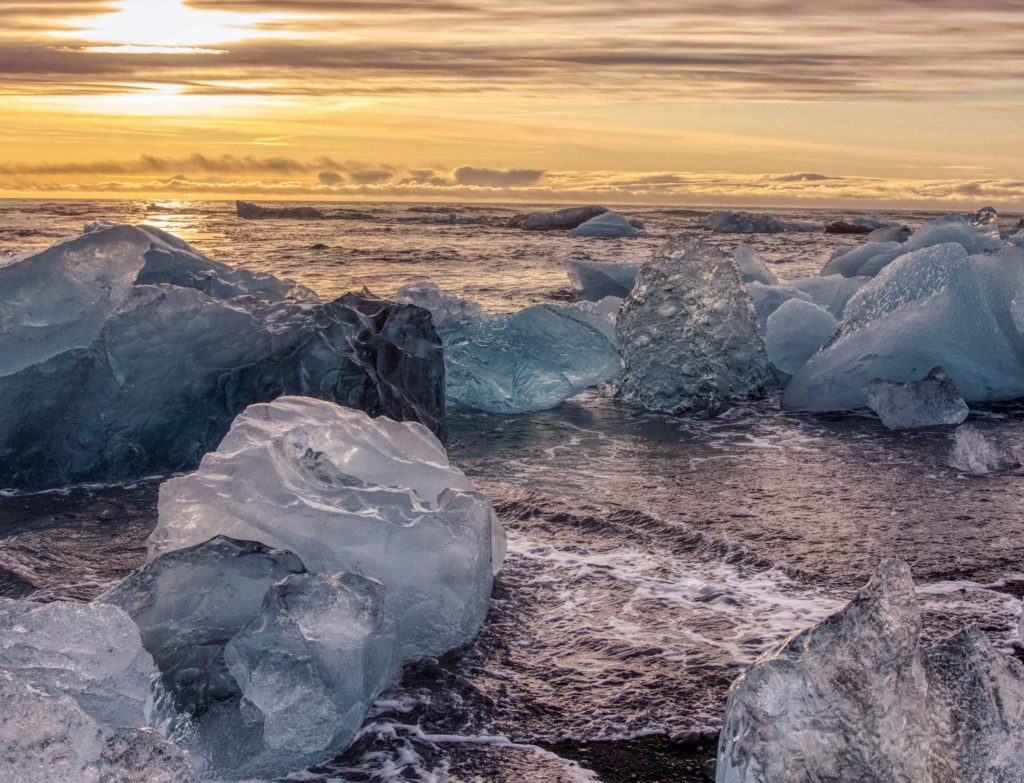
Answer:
[[785, 243, 1024, 411], [788, 274, 868, 319], [443, 302, 622, 413], [716, 559, 1024, 783], [948, 424, 1020, 475], [733, 244, 778, 286], [150, 397, 503, 662], [702, 210, 821, 234], [863, 367, 969, 430], [0, 599, 159, 728], [614, 238, 774, 414], [765, 299, 837, 377], [746, 281, 814, 333], [564, 258, 641, 299], [395, 281, 483, 329], [567, 211, 646, 238], [223, 572, 398, 759], [101, 536, 306, 716]]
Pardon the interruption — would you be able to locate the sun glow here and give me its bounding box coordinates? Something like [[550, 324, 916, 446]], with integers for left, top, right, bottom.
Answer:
[[71, 0, 274, 49]]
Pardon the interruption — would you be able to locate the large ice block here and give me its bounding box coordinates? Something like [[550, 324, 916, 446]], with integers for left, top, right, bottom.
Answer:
[[149, 397, 503, 662], [614, 238, 774, 414]]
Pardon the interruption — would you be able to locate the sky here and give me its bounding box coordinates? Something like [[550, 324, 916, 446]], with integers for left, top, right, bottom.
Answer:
[[1, 0, 1023, 207]]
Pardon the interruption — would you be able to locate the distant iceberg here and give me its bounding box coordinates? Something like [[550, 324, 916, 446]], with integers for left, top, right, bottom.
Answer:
[[703, 210, 822, 234], [236, 200, 324, 220], [0, 223, 444, 490], [567, 211, 647, 238]]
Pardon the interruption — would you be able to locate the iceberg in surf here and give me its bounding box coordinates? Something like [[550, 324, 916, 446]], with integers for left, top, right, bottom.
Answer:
[[716, 559, 1024, 783], [567, 211, 646, 238], [863, 367, 969, 430], [948, 424, 1020, 475], [614, 238, 774, 414], [0, 223, 444, 490], [150, 397, 504, 662], [703, 210, 821, 234], [508, 205, 608, 231], [784, 242, 1024, 412]]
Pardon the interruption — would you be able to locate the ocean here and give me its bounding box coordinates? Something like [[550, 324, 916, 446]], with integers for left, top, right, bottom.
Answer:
[[2, 199, 1023, 782]]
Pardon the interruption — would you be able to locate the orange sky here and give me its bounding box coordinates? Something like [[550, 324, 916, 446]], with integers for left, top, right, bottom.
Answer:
[[2, 0, 1023, 207]]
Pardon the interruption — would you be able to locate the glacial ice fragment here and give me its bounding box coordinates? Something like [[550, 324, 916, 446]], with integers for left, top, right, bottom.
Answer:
[[948, 424, 1020, 475], [0, 599, 159, 728], [508, 205, 608, 231], [784, 243, 1024, 411], [746, 281, 813, 333], [150, 397, 503, 662], [101, 536, 306, 716], [863, 367, 969, 430], [442, 300, 622, 413], [0, 223, 444, 490], [716, 559, 1024, 783], [614, 238, 774, 414], [733, 245, 778, 286], [0, 673, 197, 783], [765, 299, 837, 377], [567, 211, 646, 238], [787, 274, 868, 318], [564, 258, 641, 300], [223, 572, 397, 759], [703, 210, 821, 234], [236, 200, 324, 220], [395, 280, 483, 328]]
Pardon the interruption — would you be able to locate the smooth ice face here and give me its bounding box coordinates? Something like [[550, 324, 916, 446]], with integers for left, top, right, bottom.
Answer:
[[564, 259, 640, 300], [948, 424, 1020, 475], [0, 224, 151, 376], [863, 367, 969, 430], [567, 211, 645, 238], [101, 537, 306, 716], [150, 397, 503, 662], [765, 299, 837, 377], [784, 243, 1024, 411], [614, 238, 774, 415], [716, 559, 1024, 783], [443, 301, 622, 413], [820, 241, 903, 278], [788, 274, 868, 319], [733, 245, 778, 286], [0, 599, 159, 728], [224, 573, 397, 760], [395, 280, 483, 329], [703, 210, 821, 234], [0, 225, 444, 490], [746, 281, 813, 334]]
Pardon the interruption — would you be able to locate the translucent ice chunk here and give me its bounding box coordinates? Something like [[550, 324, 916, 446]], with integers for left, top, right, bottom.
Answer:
[[746, 281, 814, 334], [567, 211, 645, 238], [395, 280, 483, 329], [948, 424, 1020, 475], [733, 244, 778, 286], [703, 210, 821, 234], [863, 367, 969, 430], [564, 259, 641, 300], [765, 299, 837, 377], [614, 238, 774, 414]]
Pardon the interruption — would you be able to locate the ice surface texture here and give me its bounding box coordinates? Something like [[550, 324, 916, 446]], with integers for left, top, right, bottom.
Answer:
[[442, 299, 622, 413], [567, 211, 646, 238], [716, 559, 1024, 783], [948, 424, 1020, 475], [614, 238, 774, 414], [863, 367, 969, 430], [784, 242, 1024, 411], [733, 245, 778, 286], [396, 280, 483, 328], [0, 223, 444, 490], [150, 396, 504, 662], [703, 210, 821, 234]]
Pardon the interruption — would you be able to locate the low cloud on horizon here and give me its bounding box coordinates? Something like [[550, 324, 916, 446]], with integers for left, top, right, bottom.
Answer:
[[2, 153, 1022, 209]]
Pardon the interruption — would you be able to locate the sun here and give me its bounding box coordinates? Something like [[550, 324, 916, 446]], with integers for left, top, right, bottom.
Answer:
[[71, 0, 269, 50]]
